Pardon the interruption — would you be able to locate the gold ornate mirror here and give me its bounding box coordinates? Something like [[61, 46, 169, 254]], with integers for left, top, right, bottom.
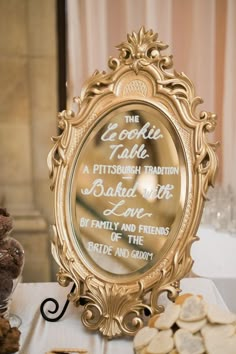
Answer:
[[48, 27, 218, 337]]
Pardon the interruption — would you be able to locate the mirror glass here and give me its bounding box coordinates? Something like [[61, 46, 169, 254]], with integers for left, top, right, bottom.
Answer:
[[70, 103, 187, 278]]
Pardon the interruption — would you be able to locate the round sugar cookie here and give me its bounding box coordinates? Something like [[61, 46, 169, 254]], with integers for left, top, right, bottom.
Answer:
[[176, 318, 207, 333], [201, 323, 235, 339], [148, 314, 160, 328], [174, 328, 205, 354], [154, 303, 180, 330], [179, 295, 207, 322], [146, 330, 174, 354], [207, 303, 236, 324], [133, 326, 158, 350]]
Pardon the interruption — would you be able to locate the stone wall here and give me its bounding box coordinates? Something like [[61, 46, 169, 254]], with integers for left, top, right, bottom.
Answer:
[[0, 0, 58, 281]]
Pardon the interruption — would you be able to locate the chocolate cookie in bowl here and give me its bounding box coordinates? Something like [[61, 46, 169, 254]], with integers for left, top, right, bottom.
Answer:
[[0, 316, 21, 354], [0, 208, 25, 322], [0, 273, 13, 306]]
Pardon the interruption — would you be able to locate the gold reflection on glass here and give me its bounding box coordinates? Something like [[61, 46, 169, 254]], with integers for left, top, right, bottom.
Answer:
[[71, 105, 185, 276]]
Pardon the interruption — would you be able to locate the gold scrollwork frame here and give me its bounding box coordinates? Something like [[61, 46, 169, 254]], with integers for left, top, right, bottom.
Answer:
[[48, 27, 218, 338]]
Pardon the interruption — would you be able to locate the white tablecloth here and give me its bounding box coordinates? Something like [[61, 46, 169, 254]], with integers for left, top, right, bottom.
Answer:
[[191, 226, 236, 312], [10, 278, 228, 354], [192, 225, 236, 278]]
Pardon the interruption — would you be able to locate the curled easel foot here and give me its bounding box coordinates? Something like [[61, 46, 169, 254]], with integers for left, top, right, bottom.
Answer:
[[40, 283, 76, 322]]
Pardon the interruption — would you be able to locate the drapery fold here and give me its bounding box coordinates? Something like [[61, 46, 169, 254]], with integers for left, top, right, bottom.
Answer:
[[223, 0, 236, 190], [66, 0, 235, 192]]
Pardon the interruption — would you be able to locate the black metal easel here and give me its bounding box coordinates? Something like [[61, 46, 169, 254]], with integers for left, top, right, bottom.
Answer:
[[40, 283, 76, 322]]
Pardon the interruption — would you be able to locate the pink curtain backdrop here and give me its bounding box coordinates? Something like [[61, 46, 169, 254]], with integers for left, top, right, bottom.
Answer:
[[66, 0, 236, 192]]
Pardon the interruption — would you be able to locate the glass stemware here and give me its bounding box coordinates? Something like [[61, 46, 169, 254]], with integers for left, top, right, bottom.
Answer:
[[201, 185, 236, 235]]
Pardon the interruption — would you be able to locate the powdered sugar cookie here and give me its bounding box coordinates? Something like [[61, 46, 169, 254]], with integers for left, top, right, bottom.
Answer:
[[135, 348, 148, 354], [176, 318, 207, 333], [154, 303, 180, 330], [204, 333, 236, 354], [175, 293, 202, 305], [175, 293, 193, 305], [134, 327, 158, 351], [201, 323, 235, 339], [160, 329, 173, 337], [146, 330, 174, 354], [207, 303, 236, 324], [179, 296, 207, 322], [174, 328, 205, 354], [148, 314, 160, 328]]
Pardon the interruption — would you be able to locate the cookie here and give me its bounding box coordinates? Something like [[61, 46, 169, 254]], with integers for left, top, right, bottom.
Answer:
[[175, 293, 203, 305], [176, 318, 207, 333], [204, 333, 236, 354], [146, 330, 174, 354], [207, 303, 236, 324], [134, 326, 158, 351], [148, 314, 160, 328], [201, 323, 235, 339], [154, 303, 180, 330], [174, 328, 205, 354], [179, 296, 207, 322]]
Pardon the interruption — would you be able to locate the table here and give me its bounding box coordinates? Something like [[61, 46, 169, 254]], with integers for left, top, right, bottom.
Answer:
[[11, 278, 228, 354], [191, 225, 236, 311], [192, 225, 236, 278]]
